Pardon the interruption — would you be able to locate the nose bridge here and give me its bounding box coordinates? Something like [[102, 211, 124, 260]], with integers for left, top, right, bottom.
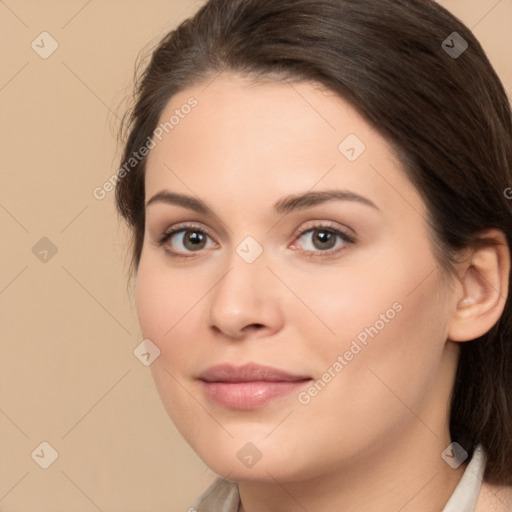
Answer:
[[212, 238, 269, 314], [207, 236, 283, 337]]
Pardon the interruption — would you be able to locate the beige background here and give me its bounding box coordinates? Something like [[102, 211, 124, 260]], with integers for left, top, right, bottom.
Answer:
[[0, 1, 511, 511]]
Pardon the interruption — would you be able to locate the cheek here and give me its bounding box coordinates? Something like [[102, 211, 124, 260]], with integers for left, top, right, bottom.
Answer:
[[291, 235, 449, 396], [135, 259, 202, 343], [135, 268, 173, 341], [297, 251, 449, 429], [134, 260, 202, 393], [280, 248, 415, 358], [134, 261, 206, 430]]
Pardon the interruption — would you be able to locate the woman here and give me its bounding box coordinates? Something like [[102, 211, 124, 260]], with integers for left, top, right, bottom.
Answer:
[[115, 0, 512, 510]]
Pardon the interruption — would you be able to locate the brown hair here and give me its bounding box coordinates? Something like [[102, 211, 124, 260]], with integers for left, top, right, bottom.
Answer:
[[115, 0, 512, 484]]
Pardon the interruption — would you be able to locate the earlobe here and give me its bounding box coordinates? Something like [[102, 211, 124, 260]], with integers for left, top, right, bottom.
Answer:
[[448, 229, 510, 342]]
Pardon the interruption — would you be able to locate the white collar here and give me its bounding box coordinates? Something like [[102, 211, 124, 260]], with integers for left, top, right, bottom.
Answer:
[[442, 444, 485, 512]]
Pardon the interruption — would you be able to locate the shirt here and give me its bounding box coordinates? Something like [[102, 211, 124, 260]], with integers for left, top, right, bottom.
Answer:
[[191, 444, 486, 512]]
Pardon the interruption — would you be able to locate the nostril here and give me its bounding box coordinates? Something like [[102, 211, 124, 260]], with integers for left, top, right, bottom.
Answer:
[[241, 323, 266, 334]]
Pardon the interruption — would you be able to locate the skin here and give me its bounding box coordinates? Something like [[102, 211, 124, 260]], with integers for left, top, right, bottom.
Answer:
[[135, 72, 510, 512]]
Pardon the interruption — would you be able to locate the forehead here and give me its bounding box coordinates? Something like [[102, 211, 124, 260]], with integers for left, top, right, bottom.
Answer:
[[147, 73, 369, 172], [144, 72, 425, 220]]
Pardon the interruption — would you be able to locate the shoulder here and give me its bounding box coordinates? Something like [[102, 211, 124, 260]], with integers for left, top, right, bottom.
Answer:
[[191, 476, 240, 512], [475, 481, 512, 511]]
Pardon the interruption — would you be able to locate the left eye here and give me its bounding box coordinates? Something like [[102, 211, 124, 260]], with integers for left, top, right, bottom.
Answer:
[[292, 226, 355, 253]]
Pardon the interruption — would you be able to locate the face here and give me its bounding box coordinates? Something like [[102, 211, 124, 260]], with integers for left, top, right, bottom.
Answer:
[[135, 73, 459, 482]]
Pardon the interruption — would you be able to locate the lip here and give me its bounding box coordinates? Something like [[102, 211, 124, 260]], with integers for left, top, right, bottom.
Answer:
[[198, 363, 312, 410]]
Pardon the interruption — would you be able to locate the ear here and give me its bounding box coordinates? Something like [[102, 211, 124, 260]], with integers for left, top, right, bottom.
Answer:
[[448, 229, 510, 342]]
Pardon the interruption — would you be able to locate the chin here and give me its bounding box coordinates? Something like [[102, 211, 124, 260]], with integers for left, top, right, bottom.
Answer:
[[186, 431, 316, 483]]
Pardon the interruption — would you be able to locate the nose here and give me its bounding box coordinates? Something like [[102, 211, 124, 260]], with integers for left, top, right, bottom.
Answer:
[[207, 251, 285, 341]]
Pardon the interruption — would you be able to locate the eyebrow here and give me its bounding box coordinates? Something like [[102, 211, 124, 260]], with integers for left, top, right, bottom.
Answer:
[[145, 189, 380, 215]]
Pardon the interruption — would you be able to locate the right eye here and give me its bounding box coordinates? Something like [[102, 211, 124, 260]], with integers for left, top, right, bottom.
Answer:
[[156, 224, 218, 257]]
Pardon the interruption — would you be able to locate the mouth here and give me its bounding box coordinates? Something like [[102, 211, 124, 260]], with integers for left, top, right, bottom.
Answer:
[[197, 363, 313, 410]]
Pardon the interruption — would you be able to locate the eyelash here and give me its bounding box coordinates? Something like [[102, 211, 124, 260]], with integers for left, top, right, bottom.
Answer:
[[156, 222, 356, 259]]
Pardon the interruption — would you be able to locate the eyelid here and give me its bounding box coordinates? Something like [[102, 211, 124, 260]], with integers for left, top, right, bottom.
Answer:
[[291, 219, 356, 241], [159, 221, 214, 241]]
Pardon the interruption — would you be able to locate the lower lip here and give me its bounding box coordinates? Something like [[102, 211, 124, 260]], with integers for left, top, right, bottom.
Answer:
[[200, 380, 311, 409]]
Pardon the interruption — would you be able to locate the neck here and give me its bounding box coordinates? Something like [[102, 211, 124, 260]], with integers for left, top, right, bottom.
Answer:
[[237, 428, 468, 512]]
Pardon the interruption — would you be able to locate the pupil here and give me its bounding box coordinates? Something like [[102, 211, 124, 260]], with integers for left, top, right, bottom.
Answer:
[[185, 231, 205, 250], [314, 230, 335, 249]]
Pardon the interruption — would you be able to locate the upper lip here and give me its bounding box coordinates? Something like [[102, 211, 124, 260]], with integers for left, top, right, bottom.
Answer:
[[198, 363, 311, 383]]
